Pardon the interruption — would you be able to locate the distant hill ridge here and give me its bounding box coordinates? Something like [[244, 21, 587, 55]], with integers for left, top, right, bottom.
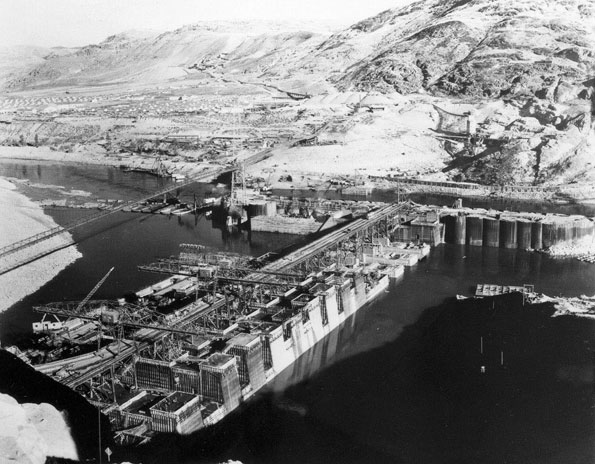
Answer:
[[3, 0, 594, 99]]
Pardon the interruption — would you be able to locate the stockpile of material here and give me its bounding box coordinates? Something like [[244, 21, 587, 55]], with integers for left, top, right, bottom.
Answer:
[[250, 216, 323, 234]]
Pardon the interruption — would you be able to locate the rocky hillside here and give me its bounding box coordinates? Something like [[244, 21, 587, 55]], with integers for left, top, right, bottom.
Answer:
[[4, 1, 594, 101], [0, 392, 78, 464], [4, 1, 595, 98], [321, 0, 595, 99], [0, 349, 112, 462], [1, 0, 594, 191]]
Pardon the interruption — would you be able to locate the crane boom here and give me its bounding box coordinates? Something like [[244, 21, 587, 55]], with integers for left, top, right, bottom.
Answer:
[[75, 267, 115, 313]]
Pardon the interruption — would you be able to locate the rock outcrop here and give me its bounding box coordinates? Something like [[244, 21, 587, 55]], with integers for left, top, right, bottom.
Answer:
[[0, 393, 78, 464], [0, 350, 112, 461]]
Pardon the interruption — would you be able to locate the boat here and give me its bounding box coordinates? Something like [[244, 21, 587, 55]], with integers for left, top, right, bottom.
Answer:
[[159, 205, 177, 215], [171, 204, 194, 216], [141, 202, 167, 214], [130, 203, 147, 212]]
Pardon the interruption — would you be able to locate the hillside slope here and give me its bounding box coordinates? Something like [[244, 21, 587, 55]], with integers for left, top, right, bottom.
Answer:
[[317, 0, 595, 99], [1, 1, 594, 193], [3, 22, 331, 92], [0, 45, 76, 88]]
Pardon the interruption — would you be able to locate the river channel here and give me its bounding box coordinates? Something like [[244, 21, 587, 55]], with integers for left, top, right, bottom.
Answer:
[[1, 160, 595, 463]]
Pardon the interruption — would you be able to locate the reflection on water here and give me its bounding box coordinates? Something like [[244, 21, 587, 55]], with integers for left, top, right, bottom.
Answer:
[[274, 187, 595, 216], [0, 159, 229, 205], [0, 160, 291, 344], [3, 161, 595, 463]]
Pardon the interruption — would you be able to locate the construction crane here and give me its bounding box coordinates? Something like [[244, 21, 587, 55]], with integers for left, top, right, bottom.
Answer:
[[75, 267, 114, 313], [32, 264, 212, 342], [32, 267, 115, 334]]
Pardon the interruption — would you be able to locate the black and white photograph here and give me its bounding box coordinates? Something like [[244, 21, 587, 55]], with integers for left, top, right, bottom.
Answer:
[[1, 0, 595, 463]]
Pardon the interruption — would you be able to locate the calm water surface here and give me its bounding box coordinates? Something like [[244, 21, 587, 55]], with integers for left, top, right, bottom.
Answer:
[[2, 162, 595, 463], [124, 245, 595, 464]]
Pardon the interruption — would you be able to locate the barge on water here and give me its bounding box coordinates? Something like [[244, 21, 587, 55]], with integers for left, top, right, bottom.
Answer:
[[475, 283, 535, 297]]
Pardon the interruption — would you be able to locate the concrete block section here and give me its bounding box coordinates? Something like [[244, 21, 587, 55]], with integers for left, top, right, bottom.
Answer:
[[442, 214, 466, 245], [531, 222, 543, 250], [466, 216, 483, 246], [150, 391, 203, 434], [483, 218, 500, 248], [225, 333, 266, 392], [517, 220, 532, 249], [199, 353, 241, 411], [500, 219, 518, 249]]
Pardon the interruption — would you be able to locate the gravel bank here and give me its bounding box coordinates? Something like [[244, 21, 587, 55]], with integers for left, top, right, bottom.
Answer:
[[545, 234, 595, 263]]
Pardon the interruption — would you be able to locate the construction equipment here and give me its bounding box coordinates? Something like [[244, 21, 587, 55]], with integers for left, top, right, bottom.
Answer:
[[32, 267, 114, 333]]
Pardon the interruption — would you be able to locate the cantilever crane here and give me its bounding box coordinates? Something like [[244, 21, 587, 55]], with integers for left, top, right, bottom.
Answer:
[[75, 267, 115, 313], [32, 267, 115, 333]]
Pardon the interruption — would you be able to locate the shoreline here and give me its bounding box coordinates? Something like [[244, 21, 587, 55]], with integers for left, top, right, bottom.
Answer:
[[0, 176, 82, 313], [2, 145, 594, 206]]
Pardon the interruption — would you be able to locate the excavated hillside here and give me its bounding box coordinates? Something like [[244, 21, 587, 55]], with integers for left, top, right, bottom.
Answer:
[[1, 1, 594, 194]]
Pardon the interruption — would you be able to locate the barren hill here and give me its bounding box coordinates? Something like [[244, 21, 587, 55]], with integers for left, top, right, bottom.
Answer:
[[4, 1, 595, 100], [330, 0, 595, 99], [1, 1, 594, 196], [2, 21, 332, 92]]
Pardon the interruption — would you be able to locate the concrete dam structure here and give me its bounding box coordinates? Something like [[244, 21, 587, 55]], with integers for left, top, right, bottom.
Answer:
[[439, 209, 594, 250]]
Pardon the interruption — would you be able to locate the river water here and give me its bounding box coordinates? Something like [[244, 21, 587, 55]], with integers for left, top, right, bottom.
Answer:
[[1, 161, 595, 463]]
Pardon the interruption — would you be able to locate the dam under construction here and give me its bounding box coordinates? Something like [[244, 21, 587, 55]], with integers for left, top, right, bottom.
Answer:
[[218, 192, 594, 252], [3, 195, 595, 445]]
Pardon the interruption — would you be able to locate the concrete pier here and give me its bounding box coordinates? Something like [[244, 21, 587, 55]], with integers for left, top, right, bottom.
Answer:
[[500, 219, 518, 249], [517, 220, 532, 250], [466, 216, 484, 246], [531, 222, 543, 250], [542, 222, 557, 249], [442, 214, 466, 245], [454, 214, 467, 245], [483, 218, 500, 248]]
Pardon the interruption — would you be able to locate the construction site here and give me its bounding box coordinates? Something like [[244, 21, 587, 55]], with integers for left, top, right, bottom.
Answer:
[[2, 3, 595, 462], [4, 199, 415, 443], [3, 165, 594, 445]]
